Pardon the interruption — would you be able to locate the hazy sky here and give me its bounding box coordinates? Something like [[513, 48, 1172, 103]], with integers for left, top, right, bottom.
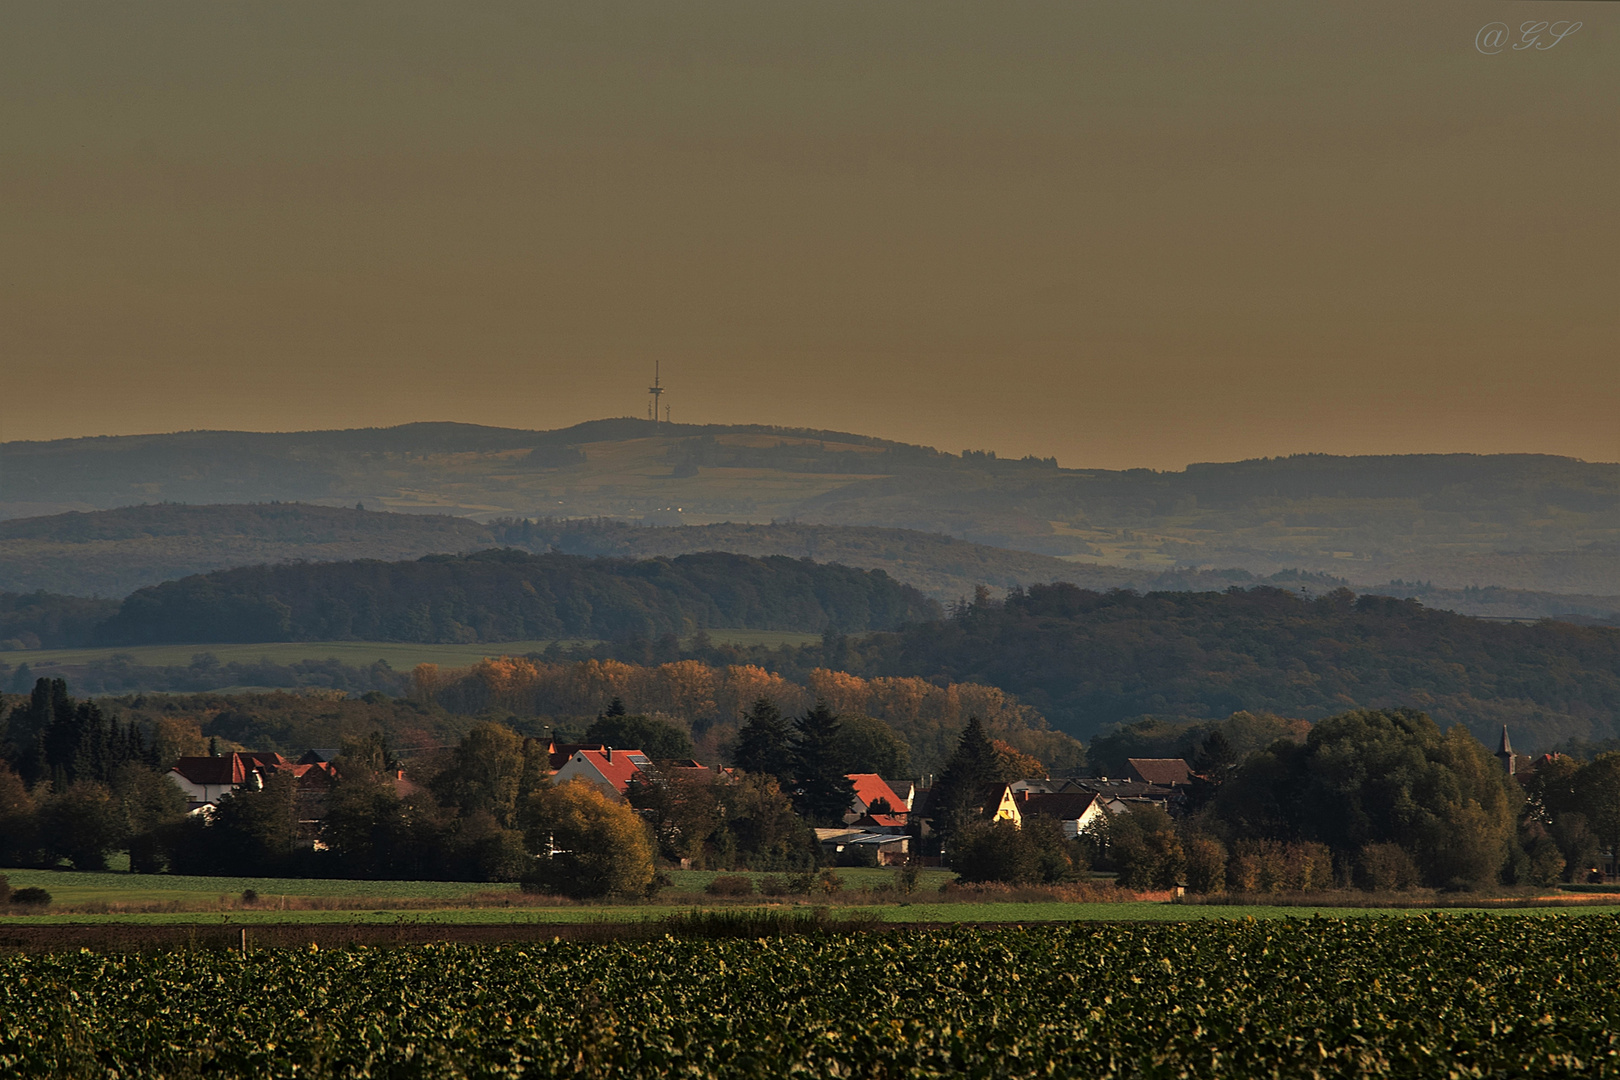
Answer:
[[3, 1, 1616, 469]]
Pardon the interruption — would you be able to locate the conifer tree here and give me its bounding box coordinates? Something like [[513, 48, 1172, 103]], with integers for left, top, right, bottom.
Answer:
[[730, 697, 793, 782], [930, 716, 1006, 838], [791, 702, 856, 825]]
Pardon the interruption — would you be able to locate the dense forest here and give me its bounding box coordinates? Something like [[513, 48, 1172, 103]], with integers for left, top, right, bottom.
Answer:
[[847, 584, 1620, 751], [0, 592, 119, 650], [8, 580, 1620, 756], [93, 550, 938, 646]]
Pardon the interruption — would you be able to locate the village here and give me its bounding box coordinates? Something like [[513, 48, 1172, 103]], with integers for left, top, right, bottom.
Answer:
[[166, 734, 1197, 871]]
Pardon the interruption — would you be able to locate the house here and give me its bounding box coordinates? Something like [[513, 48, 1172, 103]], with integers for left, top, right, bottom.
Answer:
[[1017, 791, 1107, 839], [845, 773, 910, 824], [1125, 758, 1193, 787], [548, 742, 608, 770], [298, 748, 342, 766], [551, 746, 653, 800], [168, 752, 292, 806], [981, 782, 1022, 827]]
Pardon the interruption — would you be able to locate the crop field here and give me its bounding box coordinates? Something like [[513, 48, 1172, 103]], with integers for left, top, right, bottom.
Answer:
[[5, 916, 1619, 1078]]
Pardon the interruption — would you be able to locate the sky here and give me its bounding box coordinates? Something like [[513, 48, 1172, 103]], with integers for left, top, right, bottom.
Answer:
[[2, 1, 1616, 470]]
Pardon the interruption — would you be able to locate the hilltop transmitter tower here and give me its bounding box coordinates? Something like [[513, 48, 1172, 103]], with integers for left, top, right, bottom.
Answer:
[[647, 361, 668, 424]]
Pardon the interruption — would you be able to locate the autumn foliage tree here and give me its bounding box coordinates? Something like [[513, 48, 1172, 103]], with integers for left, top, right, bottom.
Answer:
[[522, 778, 656, 899]]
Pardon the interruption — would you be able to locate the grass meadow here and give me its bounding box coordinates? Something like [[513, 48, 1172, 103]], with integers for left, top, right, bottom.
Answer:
[[4, 866, 1618, 928]]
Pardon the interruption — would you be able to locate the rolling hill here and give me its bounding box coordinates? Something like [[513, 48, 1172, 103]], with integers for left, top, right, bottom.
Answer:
[[9, 504, 1616, 626], [5, 419, 1617, 595]]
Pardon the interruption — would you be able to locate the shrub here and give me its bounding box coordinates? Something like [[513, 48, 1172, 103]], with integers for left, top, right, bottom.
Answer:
[[952, 818, 1082, 886], [10, 886, 51, 906], [816, 869, 844, 895], [0, 875, 10, 905], [1523, 835, 1566, 887], [1182, 834, 1228, 894], [893, 863, 921, 894], [1227, 839, 1335, 893], [758, 873, 812, 897], [241, 889, 260, 905], [705, 874, 757, 898], [1359, 842, 1421, 891]]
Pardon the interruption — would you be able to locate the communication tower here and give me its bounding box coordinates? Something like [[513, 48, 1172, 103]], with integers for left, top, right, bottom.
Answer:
[[648, 361, 666, 425]]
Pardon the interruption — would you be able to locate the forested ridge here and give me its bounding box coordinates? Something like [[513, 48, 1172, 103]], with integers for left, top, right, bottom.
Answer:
[[851, 584, 1620, 750], [7, 421, 1617, 594], [94, 550, 937, 646]]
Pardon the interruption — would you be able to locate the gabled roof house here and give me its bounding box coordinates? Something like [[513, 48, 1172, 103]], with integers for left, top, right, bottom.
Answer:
[[844, 773, 910, 824], [552, 746, 653, 801]]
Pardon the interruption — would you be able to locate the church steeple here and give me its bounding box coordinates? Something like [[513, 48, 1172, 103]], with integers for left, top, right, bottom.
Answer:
[[1496, 725, 1516, 777]]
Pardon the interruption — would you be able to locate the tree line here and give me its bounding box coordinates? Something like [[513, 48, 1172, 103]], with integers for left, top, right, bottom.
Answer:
[[1078, 709, 1620, 896], [416, 655, 1082, 777], [6, 673, 1618, 900], [846, 583, 1620, 749], [89, 549, 939, 645]]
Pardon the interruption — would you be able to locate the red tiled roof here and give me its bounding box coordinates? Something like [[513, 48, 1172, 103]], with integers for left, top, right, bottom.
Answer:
[[171, 755, 250, 785], [1126, 758, 1192, 786], [847, 773, 906, 814], [170, 752, 295, 787], [572, 748, 649, 794]]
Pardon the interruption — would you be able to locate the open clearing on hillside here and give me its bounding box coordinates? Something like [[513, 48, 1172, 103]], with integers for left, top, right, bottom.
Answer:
[[0, 630, 822, 672]]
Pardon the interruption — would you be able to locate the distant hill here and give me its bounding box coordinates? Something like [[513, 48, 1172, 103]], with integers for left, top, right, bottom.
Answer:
[[11, 504, 1615, 624], [94, 550, 939, 645], [848, 584, 1620, 752], [5, 420, 1617, 594], [0, 503, 493, 598]]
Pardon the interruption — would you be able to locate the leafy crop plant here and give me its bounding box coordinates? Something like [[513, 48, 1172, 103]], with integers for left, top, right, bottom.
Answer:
[[3, 915, 1618, 1077]]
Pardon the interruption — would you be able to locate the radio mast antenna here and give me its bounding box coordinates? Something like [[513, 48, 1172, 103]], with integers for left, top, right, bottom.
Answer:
[[647, 361, 665, 425]]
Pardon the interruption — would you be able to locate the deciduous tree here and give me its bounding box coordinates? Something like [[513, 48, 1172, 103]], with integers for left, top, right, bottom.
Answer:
[[522, 779, 656, 899]]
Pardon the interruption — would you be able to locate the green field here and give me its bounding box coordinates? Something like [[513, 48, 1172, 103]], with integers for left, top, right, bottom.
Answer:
[[5, 867, 1616, 927], [5, 916, 1619, 1077], [0, 866, 951, 910], [0, 630, 822, 673]]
